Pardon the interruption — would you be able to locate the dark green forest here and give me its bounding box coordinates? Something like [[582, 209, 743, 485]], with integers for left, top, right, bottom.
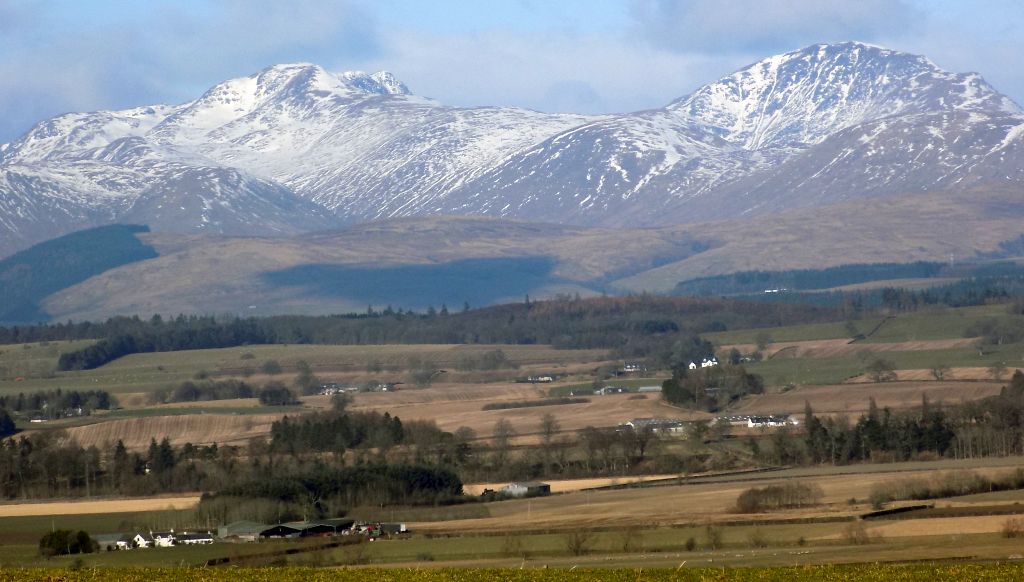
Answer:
[[0, 224, 158, 324], [0, 296, 836, 370]]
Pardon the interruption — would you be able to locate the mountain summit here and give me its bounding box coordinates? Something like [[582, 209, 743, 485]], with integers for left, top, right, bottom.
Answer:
[[673, 42, 1019, 149], [2, 42, 1023, 257]]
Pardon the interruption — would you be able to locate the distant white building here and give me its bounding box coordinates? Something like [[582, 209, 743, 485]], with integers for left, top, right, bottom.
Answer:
[[746, 415, 797, 428], [623, 418, 686, 434], [689, 357, 719, 370], [132, 533, 153, 549], [501, 482, 551, 497], [177, 532, 215, 545]]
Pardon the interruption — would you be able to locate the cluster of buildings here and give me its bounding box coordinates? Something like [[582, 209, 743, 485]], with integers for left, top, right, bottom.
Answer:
[[615, 415, 798, 436], [620, 418, 687, 434], [218, 519, 405, 542], [93, 519, 408, 550], [715, 414, 798, 428], [688, 357, 720, 370], [317, 382, 398, 396], [94, 530, 214, 550], [501, 481, 552, 497]]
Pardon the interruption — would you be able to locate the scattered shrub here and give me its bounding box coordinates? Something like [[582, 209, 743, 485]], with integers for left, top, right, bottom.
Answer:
[[1003, 517, 1024, 538], [842, 521, 873, 545], [703, 525, 723, 550], [564, 529, 594, 556], [747, 529, 769, 548]]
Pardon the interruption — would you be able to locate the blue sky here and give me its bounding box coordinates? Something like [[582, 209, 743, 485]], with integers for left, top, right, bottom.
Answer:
[[0, 0, 1022, 141]]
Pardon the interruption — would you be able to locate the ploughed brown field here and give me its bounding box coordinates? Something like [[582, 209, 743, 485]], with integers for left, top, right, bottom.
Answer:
[[59, 414, 283, 450], [0, 495, 200, 517]]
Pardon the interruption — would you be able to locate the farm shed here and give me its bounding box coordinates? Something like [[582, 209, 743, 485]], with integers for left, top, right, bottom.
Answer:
[[259, 524, 304, 539], [502, 481, 551, 498], [218, 520, 268, 542], [177, 532, 215, 545]]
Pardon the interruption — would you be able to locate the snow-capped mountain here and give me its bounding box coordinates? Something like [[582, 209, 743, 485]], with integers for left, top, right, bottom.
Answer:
[[2, 42, 1023, 257]]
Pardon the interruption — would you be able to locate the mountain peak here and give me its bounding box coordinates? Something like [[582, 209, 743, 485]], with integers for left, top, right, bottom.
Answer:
[[673, 42, 1020, 149], [338, 70, 411, 96]]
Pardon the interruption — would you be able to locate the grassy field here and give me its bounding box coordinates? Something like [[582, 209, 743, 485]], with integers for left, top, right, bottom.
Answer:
[[736, 381, 1003, 416], [0, 343, 608, 397], [547, 378, 667, 397], [743, 343, 1024, 387], [0, 340, 95, 380], [5, 564, 1024, 580], [704, 304, 1018, 346]]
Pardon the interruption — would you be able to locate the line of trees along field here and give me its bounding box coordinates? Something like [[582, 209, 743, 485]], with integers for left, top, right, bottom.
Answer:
[[756, 370, 1024, 466], [0, 296, 836, 371]]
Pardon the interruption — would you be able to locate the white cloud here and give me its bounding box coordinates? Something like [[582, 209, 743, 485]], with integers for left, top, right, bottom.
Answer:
[[356, 29, 739, 114]]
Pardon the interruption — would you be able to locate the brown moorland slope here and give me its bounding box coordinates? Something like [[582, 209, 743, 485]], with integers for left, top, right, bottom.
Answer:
[[35, 186, 1024, 320]]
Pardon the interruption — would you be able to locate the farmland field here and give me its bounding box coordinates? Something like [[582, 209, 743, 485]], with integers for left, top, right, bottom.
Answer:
[[735, 380, 1003, 416], [5, 565, 1024, 580], [4, 458, 1024, 569], [0, 343, 610, 396], [0, 496, 199, 518], [704, 304, 1017, 346], [347, 387, 709, 438], [739, 343, 1024, 387]]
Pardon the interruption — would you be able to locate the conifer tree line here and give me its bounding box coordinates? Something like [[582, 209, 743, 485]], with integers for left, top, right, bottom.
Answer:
[[0, 296, 835, 370], [766, 371, 1024, 465]]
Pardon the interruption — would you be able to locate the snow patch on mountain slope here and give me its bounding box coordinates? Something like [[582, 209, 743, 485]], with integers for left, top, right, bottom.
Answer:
[[3, 43, 1024, 257]]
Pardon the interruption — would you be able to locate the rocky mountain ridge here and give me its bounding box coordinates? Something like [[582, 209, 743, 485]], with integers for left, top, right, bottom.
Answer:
[[2, 42, 1023, 257]]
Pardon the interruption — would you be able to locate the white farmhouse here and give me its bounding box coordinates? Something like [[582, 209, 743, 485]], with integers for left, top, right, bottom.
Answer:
[[152, 531, 175, 548], [132, 533, 154, 549]]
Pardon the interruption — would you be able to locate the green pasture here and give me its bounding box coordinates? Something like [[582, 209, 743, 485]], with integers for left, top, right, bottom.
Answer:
[[705, 304, 1017, 346], [0, 343, 607, 397], [746, 343, 1024, 386]]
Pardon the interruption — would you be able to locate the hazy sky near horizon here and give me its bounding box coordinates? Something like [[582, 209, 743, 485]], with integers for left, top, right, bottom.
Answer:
[[1, 0, 1022, 141]]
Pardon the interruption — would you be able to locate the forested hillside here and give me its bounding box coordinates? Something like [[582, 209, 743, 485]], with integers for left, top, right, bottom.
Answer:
[[0, 225, 158, 324], [0, 296, 837, 370]]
